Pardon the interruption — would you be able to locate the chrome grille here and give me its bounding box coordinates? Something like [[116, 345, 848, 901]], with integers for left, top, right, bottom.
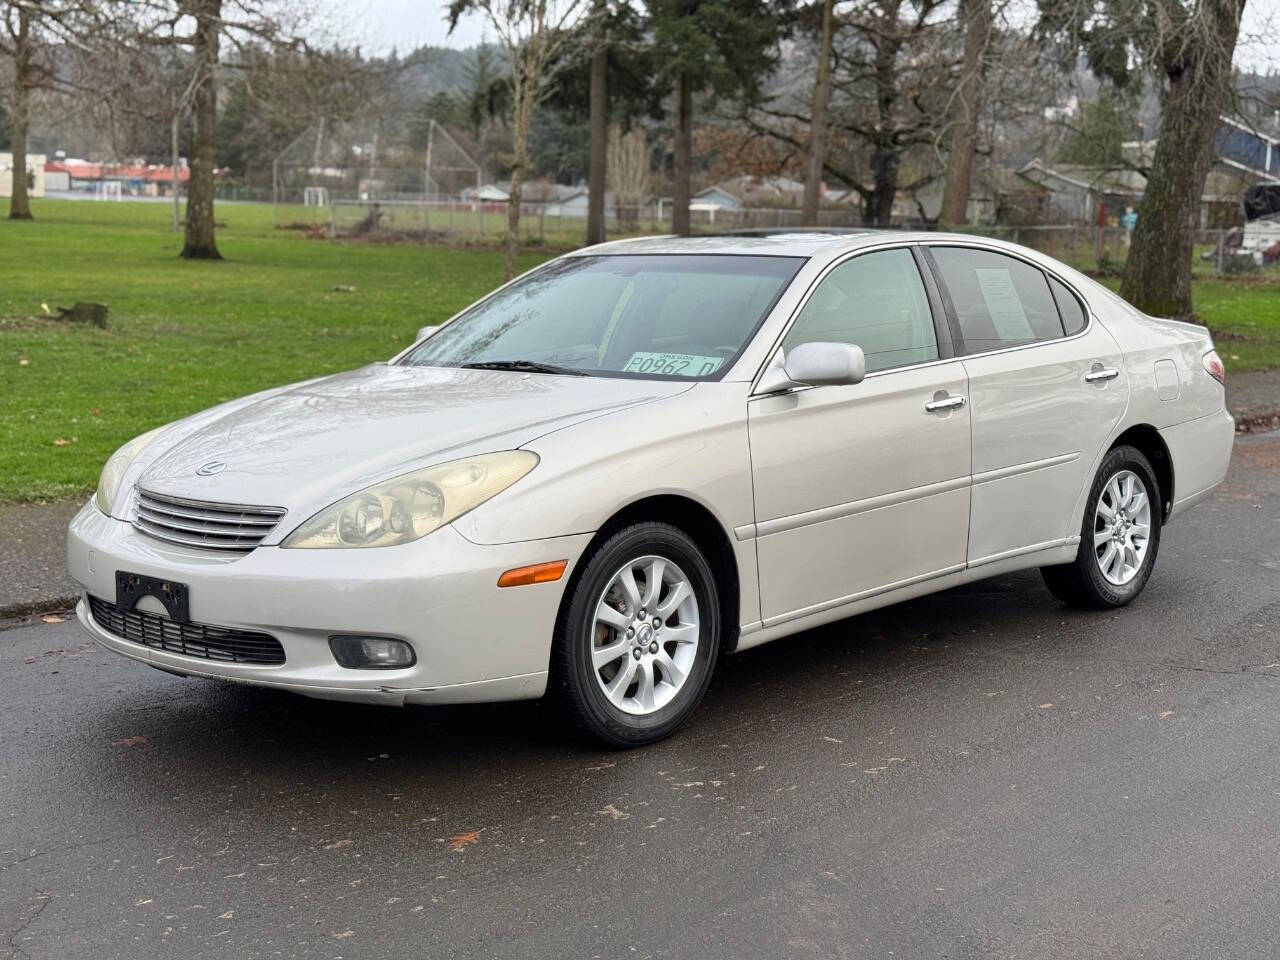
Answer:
[[132, 488, 286, 553], [88, 595, 286, 665]]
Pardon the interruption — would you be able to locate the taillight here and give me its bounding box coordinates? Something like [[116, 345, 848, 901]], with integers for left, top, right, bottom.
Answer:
[[1202, 349, 1225, 385]]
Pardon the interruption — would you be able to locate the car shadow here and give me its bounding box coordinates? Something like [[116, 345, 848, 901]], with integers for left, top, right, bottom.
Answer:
[[89, 568, 1096, 789]]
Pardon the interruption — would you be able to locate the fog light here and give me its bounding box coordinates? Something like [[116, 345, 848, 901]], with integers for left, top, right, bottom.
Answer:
[[329, 635, 416, 669]]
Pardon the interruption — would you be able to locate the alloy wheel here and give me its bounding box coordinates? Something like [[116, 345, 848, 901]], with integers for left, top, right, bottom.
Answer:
[[1093, 469, 1152, 586], [591, 555, 701, 716]]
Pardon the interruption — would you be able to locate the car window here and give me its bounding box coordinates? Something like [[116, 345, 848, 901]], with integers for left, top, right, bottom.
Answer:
[[781, 248, 939, 374], [1049, 276, 1088, 335], [930, 247, 1065, 352], [399, 254, 804, 380]]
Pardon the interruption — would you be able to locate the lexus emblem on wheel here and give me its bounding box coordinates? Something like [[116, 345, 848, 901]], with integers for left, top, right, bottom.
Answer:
[[195, 460, 227, 477]]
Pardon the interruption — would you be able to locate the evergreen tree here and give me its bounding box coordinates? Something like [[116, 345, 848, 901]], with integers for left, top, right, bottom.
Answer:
[[648, 0, 789, 235], [1057, 90, 1134, 167]]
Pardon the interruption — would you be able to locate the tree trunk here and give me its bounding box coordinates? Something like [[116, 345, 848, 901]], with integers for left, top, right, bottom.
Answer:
[[181, 0, 221, 259], [171, 111, 181, 232], [866, 20, 901, 226], [938, 0, 991, 228], [585, 15, 607, 245], [505, 79, 535, 281], [867, 146, 898, 225], [1119, 0, 1245, 319], [7, 6, 32, 221], [801, 0, 835, 225], [671, 71, 692, 237]]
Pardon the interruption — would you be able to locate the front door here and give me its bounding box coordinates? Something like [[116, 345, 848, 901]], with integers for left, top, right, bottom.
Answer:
[[748, 247, 972, 625]]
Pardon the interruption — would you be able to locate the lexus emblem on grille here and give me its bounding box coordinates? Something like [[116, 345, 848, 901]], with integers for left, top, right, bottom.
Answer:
[[196, 460, 227, 477]]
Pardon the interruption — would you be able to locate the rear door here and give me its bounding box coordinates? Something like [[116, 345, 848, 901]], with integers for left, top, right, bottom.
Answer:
[[925, 245, 1128, 565], [748, 245, 972, 624]]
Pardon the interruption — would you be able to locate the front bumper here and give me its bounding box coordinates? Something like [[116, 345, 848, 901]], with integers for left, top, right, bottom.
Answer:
[[67, 501, 592, 705]]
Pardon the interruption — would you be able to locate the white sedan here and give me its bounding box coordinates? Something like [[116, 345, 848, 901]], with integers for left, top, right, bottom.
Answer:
[[68, 233, 1235, 745]]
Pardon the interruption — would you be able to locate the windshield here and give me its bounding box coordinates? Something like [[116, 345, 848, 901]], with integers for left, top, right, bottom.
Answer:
[[399, 254, 804, 380]]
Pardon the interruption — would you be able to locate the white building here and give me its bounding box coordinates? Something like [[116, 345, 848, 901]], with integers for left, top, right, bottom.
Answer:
[[0, 153, 47, 198]]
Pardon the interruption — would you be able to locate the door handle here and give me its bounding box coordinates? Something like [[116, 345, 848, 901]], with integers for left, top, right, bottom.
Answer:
[[1084, 367, 1120, 383], [925, 394, 967, 412]]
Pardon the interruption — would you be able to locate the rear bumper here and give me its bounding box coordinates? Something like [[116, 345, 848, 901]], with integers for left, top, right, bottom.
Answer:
[[67, 500, 592, 705], [1163, 408, 1235, 519]]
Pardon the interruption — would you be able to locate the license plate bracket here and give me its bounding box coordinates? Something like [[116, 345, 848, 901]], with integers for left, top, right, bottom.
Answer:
[[116, 572, 190, 623]]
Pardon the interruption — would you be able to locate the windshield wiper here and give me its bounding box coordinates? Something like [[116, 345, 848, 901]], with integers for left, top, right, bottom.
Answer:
[[460, 360, 587, 376]]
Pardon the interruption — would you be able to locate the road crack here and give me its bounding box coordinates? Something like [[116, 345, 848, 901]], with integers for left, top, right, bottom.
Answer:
[[4, 890, 50, 960]]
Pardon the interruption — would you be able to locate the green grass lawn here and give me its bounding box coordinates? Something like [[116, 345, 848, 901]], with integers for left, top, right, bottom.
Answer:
[[2, 199, 1277, 503], [1, 199, 549, 502]]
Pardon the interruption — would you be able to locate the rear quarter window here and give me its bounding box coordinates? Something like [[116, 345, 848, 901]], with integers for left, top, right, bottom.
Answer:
[[1048, 276, 1088, 335]]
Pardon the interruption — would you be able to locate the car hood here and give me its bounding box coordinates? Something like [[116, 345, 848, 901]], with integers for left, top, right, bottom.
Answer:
[[133, 364, 689, 523]]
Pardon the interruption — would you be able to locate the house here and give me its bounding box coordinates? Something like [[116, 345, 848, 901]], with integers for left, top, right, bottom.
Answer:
[[1215, 114, 1280, 179], [544, 190, 588, 217], [902, 167, 1052, 226], [0, 153, 46, 198], [1017, 159, 1249, 228], [43, 160, 190, 197], [44, 164, 70, 192], [692, 184, 744, 212]]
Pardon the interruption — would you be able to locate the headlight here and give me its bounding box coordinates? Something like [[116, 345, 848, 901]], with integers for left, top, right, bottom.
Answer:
[[282, 450, 539, 549], [94, 426, 166, 515]]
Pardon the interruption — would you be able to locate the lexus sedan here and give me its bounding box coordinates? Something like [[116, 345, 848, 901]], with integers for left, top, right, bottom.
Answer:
[[68, 233, 1234, 746]]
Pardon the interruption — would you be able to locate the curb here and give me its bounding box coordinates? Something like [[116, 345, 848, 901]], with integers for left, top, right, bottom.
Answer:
[[0, 595, 79, 625]]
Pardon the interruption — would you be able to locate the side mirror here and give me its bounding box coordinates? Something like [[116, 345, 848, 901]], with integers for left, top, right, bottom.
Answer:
[[416, 325, 440, 342], [756, 342, 866, 394]]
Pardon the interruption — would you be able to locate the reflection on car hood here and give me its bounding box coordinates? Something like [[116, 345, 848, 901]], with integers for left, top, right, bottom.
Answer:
[[136, 364, 689, 516]]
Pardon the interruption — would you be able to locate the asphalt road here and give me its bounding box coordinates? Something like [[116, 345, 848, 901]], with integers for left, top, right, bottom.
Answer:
[[3, 432, 1278, 960]]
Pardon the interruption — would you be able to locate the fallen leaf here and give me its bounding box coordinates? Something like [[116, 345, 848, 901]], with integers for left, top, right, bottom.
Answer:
[[41, 614, 66, 624], [40, 302, 50, 315], [1038, 703, 1054, 709], [217, 910, 234, 920], [323, 838, 353, 850], [53, 437, 73, 447], [114, 735, 149, 748], [598, 804, 630, 821], [91, 407, 101, 416], [18, 356, 29, 366], [1159, 710, 1174, 718], [448, 830, 482, 851], [332, 930, 355, 940]]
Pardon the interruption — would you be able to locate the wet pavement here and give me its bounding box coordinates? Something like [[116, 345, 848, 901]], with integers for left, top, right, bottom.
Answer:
[[2, 432, 1278, 959]]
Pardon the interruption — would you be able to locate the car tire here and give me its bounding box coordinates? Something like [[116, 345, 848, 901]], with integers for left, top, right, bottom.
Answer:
[[552, 522, 721, 748], [1040, 444, 1162, 609]]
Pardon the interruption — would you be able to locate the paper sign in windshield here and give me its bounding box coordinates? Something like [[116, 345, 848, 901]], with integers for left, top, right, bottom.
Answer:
[[623, 352, 724, 377], [974, 268, 1034, 341]]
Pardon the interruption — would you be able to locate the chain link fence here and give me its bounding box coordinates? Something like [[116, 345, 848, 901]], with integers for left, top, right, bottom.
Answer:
[[324, 197, 1275, 278]]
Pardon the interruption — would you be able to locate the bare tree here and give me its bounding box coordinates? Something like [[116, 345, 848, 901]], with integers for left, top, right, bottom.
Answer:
[[111, 0, 304, 259], [1039, 0, 1249, 318], [449, 0, 588, 279], [801, 0, 836, 224], [0, 1, 101, 220], [753, 0, 954, 225], [937, 0, 993, 226], [1120, 0, 1246, 317]]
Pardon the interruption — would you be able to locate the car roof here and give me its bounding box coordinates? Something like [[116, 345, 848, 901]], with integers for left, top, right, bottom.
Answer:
[[569, 230, 1039, 261]]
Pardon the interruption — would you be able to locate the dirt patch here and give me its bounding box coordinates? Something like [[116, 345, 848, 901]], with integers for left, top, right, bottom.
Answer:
[[1236, 411, 1280, 434]]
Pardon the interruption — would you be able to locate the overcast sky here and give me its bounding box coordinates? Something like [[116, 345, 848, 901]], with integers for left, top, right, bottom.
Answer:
[[334, 0, 1277, 72]]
